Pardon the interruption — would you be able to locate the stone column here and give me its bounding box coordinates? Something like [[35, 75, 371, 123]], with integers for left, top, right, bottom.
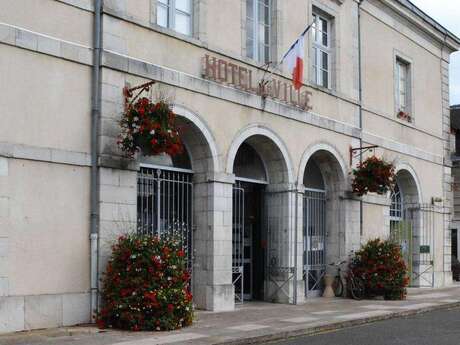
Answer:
[[295, 185, 305, 304], [97, 66, 139, 288], [341, 192, 362, 257], [441, 50, 453, 285], [193, 172, 235, 311], [264, 183, 298, 304]]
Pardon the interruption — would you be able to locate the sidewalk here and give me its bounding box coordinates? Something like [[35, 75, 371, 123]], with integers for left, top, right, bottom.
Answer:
[[2, 286, 460, 345]]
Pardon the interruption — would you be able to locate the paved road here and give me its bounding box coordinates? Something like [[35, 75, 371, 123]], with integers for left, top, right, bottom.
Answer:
[[271, 308, 460, 345]]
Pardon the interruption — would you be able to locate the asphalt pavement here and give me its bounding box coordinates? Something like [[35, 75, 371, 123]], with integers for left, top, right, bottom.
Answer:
[[271, 307, 460, 345]]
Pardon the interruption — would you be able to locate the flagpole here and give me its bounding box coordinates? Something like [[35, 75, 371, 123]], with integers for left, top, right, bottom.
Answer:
[[259, 22, 313, 88]]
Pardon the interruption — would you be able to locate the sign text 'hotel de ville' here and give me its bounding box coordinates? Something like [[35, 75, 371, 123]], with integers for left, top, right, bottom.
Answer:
[[202, 54, 313, 111]]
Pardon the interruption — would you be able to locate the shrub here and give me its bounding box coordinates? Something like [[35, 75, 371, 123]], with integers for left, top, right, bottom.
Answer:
[[350, 238, 409, 300], [97, 233, 193, 331]]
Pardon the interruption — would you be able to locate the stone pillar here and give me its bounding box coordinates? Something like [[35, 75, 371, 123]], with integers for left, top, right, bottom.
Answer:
[[441, 50, 453, 285], [342, 192, 362, 256], [295, 185, 305, 304], [264, 183, 298, 304], [97, 66, 138, 287], [193, 172, 235, 311]]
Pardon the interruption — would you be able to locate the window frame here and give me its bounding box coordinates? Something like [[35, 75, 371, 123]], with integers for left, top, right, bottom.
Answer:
[[394, 53, 413, 121], [390, 183, 403, 222], [156, 0, 193, 36], [246, 0, 272, 64], [311, 11, 332, 89]]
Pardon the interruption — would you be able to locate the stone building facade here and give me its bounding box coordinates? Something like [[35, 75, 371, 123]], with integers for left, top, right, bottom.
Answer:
[[0, 0, 459, 333]]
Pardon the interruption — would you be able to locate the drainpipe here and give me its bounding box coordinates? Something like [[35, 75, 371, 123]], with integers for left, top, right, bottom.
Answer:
[[358, 0, 366, 237], [90, 0, 102, 322]]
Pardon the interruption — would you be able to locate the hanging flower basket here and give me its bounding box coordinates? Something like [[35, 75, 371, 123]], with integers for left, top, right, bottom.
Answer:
[[351, 156, 395, 196], [118, 92, 183, 158]]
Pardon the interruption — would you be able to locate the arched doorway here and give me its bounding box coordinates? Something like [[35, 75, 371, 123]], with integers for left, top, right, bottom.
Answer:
[[301, 148, 345, 298], [233, 143, 268, 302], [229, 130, 295, 304], [136, 112, 219, 302], [390, 168, 433, 287], [137, 147, 193, 269]]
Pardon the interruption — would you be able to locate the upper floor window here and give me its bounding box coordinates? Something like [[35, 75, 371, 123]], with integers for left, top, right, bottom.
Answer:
[[246, 0, 271, 63], [157, 0, 192, 36], [312, 12, 331, 89], [395, 57, 412, 121]]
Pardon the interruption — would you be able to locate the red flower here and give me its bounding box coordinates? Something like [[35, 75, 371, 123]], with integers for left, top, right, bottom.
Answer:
[[178, 249, 185, 258], [96, 319, 106, 329], [167, 304, 174, 313]]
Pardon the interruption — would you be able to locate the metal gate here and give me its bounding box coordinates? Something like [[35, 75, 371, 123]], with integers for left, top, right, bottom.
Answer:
[[407, 204, 436, 287], [303, 189, 326, 297], [391, 203, 436, 287], [232, 182, 244, 303], [265, 190, 297, 304], [137, 166, 194, 273]]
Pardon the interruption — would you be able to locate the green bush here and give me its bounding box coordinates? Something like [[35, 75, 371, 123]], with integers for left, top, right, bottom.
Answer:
[[97, 233, 193, 331], [350, 238, 409, 300]]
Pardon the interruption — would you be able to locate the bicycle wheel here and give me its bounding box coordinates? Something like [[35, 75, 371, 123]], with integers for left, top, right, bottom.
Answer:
[[333, 275, 343, 297], [350, 276, 365, 300]]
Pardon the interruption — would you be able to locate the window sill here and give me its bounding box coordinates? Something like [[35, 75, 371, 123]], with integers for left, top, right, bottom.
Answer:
[[396, 112, 415, 127], [149, 22, 201, 46]]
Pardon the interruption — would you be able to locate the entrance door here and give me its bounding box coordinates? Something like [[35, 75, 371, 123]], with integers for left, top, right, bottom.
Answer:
[[303, 189, 326, 297], [232, 181, 265, 302]]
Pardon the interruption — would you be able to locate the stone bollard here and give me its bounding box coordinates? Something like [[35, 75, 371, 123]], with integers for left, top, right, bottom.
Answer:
[[323, 274, 335, 298]]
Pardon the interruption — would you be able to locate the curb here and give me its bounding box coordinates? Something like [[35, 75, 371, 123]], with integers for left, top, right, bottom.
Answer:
[[215, 301, 460, 345]]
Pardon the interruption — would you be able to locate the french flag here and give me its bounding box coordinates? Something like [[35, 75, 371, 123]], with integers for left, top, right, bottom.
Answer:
[[281, 25, 311, 90]]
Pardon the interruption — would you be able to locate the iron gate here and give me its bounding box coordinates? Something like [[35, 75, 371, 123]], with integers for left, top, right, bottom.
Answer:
[[137, 166, 194, 273], [407, 204, 436, 287], [391, 203, 436, 287], [265, 190, 297, 304], [303, 189, 326, 297], [232, 182, 245, 303]]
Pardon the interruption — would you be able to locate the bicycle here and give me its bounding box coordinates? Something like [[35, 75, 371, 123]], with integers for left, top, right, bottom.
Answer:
[[329, 260, 365, 300]]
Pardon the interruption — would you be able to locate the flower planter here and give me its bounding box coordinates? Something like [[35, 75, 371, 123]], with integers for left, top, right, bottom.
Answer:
[[118, 95, 183, 158], [351, 156, 396, 196]]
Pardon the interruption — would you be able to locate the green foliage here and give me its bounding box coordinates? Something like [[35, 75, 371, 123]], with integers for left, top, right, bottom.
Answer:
[[351, 238, 409, 300], [97, 233, 193, 331]]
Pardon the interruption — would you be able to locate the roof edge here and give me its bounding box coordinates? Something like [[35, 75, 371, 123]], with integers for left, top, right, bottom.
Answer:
[[396, 0, 460, 49]]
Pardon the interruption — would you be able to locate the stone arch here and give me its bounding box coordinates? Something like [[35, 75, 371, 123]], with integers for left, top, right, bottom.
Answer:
[[393, 162, 422, 204], [299, 143, 348, 288], [173, 104, 221, 175], [226, 124, 294, 185], [298, 142, 348, 189], [391, 162, 425, 287]]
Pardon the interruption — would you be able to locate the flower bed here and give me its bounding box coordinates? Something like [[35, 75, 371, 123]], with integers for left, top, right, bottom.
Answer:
[[350, 238, 409, 300], [97, 233, 193, 331], [351, 156, 395, 196], [118, 96, 183, 158]]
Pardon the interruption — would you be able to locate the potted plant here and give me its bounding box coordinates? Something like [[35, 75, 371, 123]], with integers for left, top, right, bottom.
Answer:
[[97, 233, 193, 331], [350, 238, 409, 300], [351, 156, 396, 196], [397, 110, 412, 123], [118, 94, 183, 158]]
